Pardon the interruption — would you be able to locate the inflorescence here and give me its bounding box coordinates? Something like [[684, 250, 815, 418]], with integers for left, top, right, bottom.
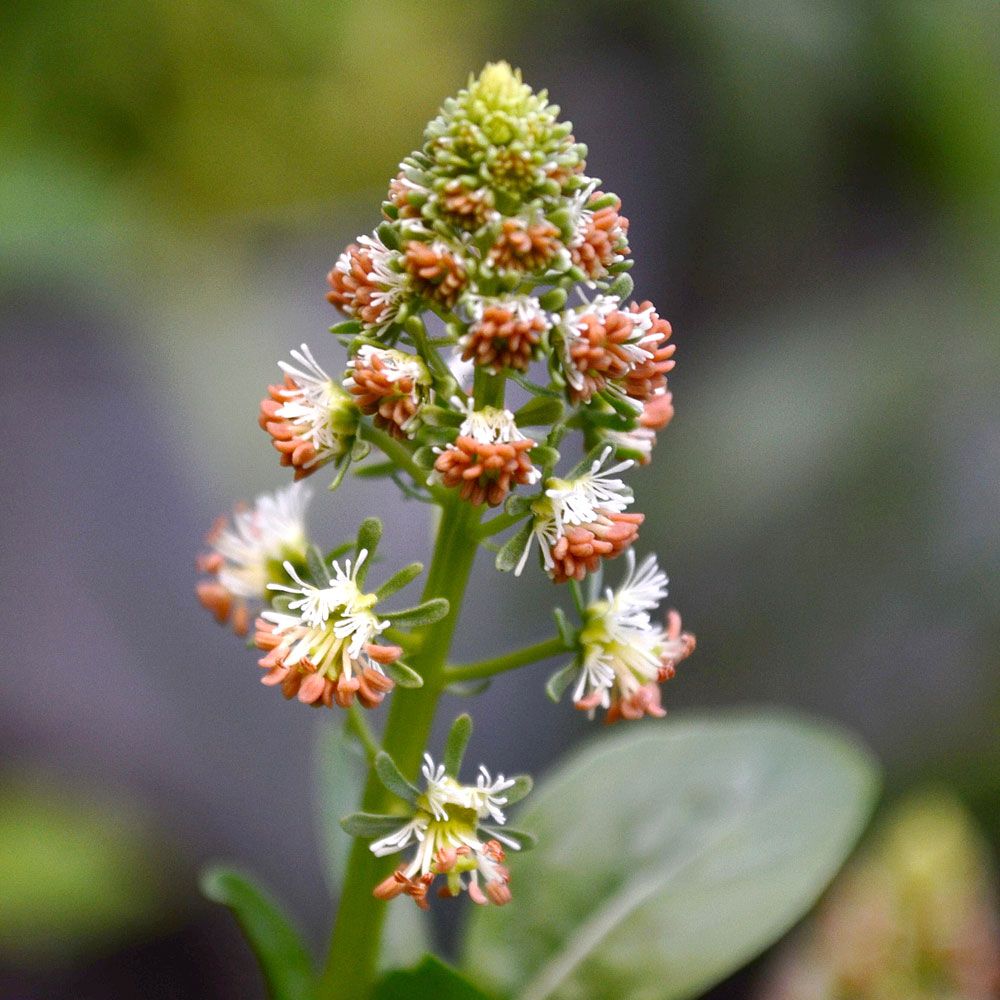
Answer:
[[196, 63, 695, 911]]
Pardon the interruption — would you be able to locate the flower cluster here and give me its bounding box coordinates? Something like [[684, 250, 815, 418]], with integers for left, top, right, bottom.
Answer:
[[196, 64, 698, 935], [552, 551, 696, 723]]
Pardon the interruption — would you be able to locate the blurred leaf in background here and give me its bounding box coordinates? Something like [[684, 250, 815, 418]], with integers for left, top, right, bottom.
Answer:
[[0, 772, 174, 966], [757, 791, 1000, 1000]]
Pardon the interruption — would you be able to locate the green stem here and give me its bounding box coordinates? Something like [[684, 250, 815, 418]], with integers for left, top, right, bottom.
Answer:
[[319, 497, 483, 999], [358, 421, 426, 488], [346, 705, 380, 763], [444, 635, 568, 685]]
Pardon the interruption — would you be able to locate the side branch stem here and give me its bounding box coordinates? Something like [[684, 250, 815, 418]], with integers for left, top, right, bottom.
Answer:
[[444, 635, 569, 684]]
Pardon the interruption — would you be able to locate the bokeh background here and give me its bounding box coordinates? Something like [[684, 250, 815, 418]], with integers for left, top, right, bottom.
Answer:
[[2, 1, 998, 997]]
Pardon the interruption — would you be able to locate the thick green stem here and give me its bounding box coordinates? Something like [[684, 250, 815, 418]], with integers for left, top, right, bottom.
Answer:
[[444, 635, 568, 685], [319, 497, 483, 999]]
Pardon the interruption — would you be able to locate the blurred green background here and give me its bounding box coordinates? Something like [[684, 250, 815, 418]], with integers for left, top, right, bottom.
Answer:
[[1, 1, 997, 997]]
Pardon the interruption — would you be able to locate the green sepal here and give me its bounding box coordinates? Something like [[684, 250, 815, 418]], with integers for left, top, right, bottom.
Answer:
[[514, 395, 564, 427], [374, 751, 419, 803], [538, 287, 568, 312], [607, 272, 634, 300], [355, 518, 383, 581], [495, 518, 534, 573], [412, 446, 439, 469], [529, 444, 560, 473], [389, 598, 450, 628], [384, 659, 424, 688], [503, 775, 533, 805], [376, 221, 401, 251], [443, 714, 473, 777], [504, 494, 534, 516], [545, 662, 578, 703], [200, 867, 315, 1000], [484, 826, 537, 852], [340, 812, 407, 839], [445, 678, 492, 697], [306, 544, 328, 586], [375, 562, 423, 600], [329, 320, 363, 336], [600, 388, 643, 420], [552, 607, 576, 648]]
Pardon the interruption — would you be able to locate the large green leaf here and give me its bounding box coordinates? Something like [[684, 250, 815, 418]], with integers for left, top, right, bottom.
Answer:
[[374, 955, 496, 1000], [313, 722, 429, 971], [200, 867, 315, 1000], [463, 711, 879, 1000]]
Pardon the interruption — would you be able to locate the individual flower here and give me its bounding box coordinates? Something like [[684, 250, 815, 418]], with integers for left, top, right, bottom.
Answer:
[[384, 170, 426, 221], [514, 447, 643, 583], [459, 294, 550, 373], [622, 300, 675, 402], [196, 483, 310, 636], [558, 295, 656, 405], [568, 187, 630, 281], [604, 391, 675, 465], [259, 345, 359, 480], [569, 551, 695, 722], [369, 754, 521, 909], [488, 216, 565, 274], [344, 345, 429, 439], [403, 239, 467, 309], [253, 550, 401, 710], [327, 233, 406, 331], [432, 403, 539, 507]]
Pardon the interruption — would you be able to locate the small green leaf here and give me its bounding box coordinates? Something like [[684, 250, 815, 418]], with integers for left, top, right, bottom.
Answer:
[[495, 518, 534, 573], [324, 541, 354, 562], [305, 544, 330, 586], [375, 562, 423, 600], [389, 598, 450, 628], [353, 460, 396, 479], [355, 517, 383, 576], [464, 712, 880, 1000], [375, 752, 419, 803], [538, 287, 568, 312], [374, 955, 496, 1000], [504, 494, 534, 516], [340, 813, 406, 838], [528, 444, 560, 471], [327, 456, 352, 492], [412, 445, 439, 469], [444, 714, 473, 777], [376, 221, 401, 251], [515, 396, 564, 427], [200, 867, 315, 1000], [384, 659, 424, 688], [503, 774, 533, 805], [545, 663, 577, 703]]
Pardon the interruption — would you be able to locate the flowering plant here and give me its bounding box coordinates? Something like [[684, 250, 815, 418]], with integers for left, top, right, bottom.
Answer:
[[198, 65, 879, 1000]]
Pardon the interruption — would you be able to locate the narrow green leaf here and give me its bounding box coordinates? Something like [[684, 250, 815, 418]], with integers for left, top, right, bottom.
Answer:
[[355, 517, 383, 577], [329, 320, 363, 335], [528, 444, 560, 471], [376, 221, 401, 251], [495, 518, 534, 573], [340, 813, 406, 838], [200, 867, 315, 1000], [384, 659, 424, 688], [607, 272, 634, 300], [305, 545, 328, 586], [445, 677, 493, 697], [327, 456, 351, 492], [375, 562, 423, 600], [503, 775, 533, 806], [552, 608, 575, 648], [353, 460, 396, 479], [443, 714, 473, 777], [545, 663, 577, 704], [374, 955, 496, 1000], [482, 826, 537, 852], [324, 541, 354, 562], [389, 598, 450, 628], [515, 396, 564, 427], [375, 751, 419, 803], [464, 712, 880, 1000]]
